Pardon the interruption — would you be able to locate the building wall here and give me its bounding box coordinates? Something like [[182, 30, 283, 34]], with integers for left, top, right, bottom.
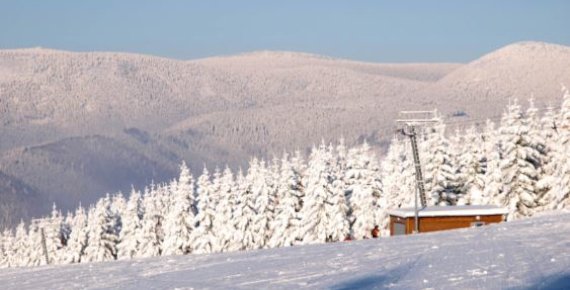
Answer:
[[390, 214, 505, 235]]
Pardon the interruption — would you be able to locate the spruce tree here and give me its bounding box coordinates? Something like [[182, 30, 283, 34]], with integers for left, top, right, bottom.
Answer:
[[163, 162, 195, 256], [299, 143, 349, 244], [268, 154, 303, 248], [213, 166, 237, 252], [43, 204, 66, 264], [421, 119, 462, 205], [190, 167, 219, 254], [457, 127, 487, 205], [0, 229, 13, 268], [548, 86, 570, 208], [231, 168, 257, 251], [250, 160, 275, 249], [117, 189, 144, 259], [64, 206, 89, 264], [83, 196, 120, 262], [9, 222, 29, 267], [345, 142, 383, 239], [496, 99, 544, 219], [137, 187, 163, 258], [381, 136, 416, 212]]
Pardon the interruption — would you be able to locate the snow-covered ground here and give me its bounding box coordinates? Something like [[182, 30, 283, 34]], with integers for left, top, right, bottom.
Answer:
[[1, 212, 569, 289]]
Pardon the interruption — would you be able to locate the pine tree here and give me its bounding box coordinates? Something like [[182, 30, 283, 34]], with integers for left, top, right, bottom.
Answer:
[[231, 168, 257, 251], [0, 229, 13, 268], [496, 99, 544, 219], [289, 150, 307, 211], [421, 118, 462, 205], [548, 86, 570, 209], [162, 162, 195, 256], [117, 189, 143, 260], [457, 127, 487, 205], [268, 154, 303, 248], [299, 143, 349, 244], [26, 219, 46, 266], [64, 206, 89, 264], [213, 166, 237, 252], [483, 120, 504, 206], [345, 142, 383, 240], [111, 193, 127, 220], [381, 136, 416, 212], [250, 160, 275, 249], [189, 167, 219, 254], [137, 187, 163, 258], [536, 105, 559, 198], [83, 196, 120, 262], [43, 204, 66, 264], [9, 222, 28, 267]]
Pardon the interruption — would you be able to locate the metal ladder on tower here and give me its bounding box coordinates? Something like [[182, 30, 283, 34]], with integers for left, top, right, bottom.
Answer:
[[408, 126, 427, 208]]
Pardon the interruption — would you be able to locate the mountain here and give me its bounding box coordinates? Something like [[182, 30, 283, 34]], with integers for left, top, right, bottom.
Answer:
[[0, 171, 46, 227], [420, 42, 570, 119], [1, 41, 569, 226], [0, 211, 568, 289]]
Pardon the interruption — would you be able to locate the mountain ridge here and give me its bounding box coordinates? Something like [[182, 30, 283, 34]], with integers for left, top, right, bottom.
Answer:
[[1, 41, 569, 226]]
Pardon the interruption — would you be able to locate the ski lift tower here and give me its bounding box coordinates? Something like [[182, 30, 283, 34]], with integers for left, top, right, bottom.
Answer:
[[396, 110, 439, 233]]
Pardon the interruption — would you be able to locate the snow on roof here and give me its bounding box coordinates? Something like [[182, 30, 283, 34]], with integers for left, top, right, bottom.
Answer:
[[387, 205, 508, 218]]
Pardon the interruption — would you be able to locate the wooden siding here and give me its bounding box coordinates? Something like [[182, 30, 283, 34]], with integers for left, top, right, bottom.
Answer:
[[389, 214, 505, 236]]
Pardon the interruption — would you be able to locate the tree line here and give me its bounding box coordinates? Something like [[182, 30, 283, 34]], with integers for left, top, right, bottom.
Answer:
[[1, 87, 570, 268]]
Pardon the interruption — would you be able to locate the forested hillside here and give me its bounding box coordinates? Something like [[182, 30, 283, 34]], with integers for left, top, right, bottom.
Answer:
[[1, 87, 569, 268], [1, 42, 570, 227]]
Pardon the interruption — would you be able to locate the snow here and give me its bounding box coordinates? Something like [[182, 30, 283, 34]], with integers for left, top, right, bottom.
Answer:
[[1, 211, 569, 289], [388, 205, 508, 218]]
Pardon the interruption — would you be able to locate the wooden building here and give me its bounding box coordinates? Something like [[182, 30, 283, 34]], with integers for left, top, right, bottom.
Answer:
[[388, 205, 508, 236]]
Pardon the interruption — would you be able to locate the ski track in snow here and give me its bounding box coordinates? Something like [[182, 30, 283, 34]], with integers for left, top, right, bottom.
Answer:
[[1, 212, 569, 289]]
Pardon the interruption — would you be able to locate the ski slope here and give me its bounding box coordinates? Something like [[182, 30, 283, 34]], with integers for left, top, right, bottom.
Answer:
[[1, 212, 569, 290]]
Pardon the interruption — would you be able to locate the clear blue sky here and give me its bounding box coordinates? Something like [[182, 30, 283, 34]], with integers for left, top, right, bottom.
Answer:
[[1, 0, 569, 62]]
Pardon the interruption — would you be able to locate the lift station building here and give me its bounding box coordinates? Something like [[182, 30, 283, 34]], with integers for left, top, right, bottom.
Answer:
[[388, 205, 508, 236]]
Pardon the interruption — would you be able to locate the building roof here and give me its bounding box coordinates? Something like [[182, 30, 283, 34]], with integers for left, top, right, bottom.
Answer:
[[387, 205, 508, 218]]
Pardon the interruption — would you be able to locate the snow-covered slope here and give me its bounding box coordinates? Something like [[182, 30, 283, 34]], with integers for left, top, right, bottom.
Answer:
[[1, 212, 568, 290], [420, 42, 570, 119]]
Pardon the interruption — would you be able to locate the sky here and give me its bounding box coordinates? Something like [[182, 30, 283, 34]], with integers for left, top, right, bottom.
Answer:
[[0, 0, 569, 63]]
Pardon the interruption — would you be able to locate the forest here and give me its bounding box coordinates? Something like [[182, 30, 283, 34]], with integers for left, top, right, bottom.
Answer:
[[1, 87, 569, 268]]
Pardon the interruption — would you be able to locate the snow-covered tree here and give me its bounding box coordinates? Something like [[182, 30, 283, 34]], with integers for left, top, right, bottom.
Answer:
[[249, 160, 275, 249], [189, 167, 219, 254], [162, 162, 195, 256], [213, 166, 237, 252], [8, 222, 28, 267], [421, 118, 462, 205], [456, 127, 487, 205], [495, 99, 545, 219], [345, 142, 383, 240], [230, 168, 257, 251], [83, 196, 120, 262], [299, 143, 349, 244], [117, 189, 143, 260], [42, 204, 67, 264], [268, 154, 303, 248], [26, 219, 47, 267], [547, 86, 570, 209], [0, 229, 13, 268], [380, 136, 416, 236], [137, 187, 163, 258], [381, 136, 416, 212], [64, 206, 89, 264]]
